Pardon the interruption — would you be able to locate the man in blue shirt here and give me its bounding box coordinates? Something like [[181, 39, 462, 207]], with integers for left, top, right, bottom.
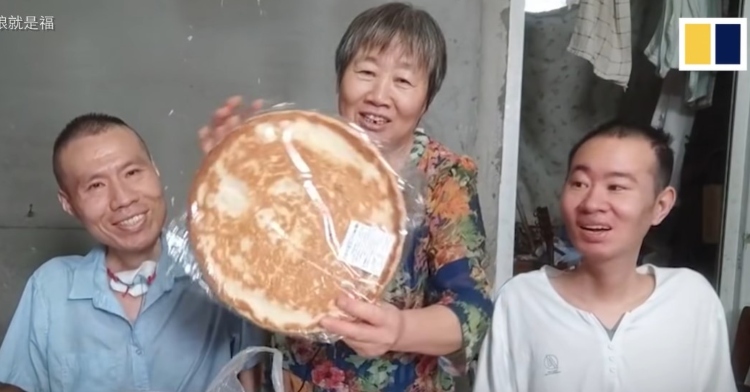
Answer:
[[0, 113, 264, 392]]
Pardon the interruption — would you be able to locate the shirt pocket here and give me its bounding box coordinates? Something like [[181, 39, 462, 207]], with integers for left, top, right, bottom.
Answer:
[[57, 353, 123, 392]]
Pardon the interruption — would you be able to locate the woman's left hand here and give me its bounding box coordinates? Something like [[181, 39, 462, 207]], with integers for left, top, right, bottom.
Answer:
[[319, 295, 405, 358]]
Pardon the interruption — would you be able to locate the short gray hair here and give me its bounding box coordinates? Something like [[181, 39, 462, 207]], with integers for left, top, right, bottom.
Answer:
[[334, 2, 447, 107]]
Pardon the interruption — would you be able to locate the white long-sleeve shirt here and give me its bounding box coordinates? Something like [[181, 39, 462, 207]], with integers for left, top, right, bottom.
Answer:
[[474, 265, 736, 392]]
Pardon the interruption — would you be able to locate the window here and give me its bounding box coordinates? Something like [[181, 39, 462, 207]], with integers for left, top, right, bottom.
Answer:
[[525, 0, 568, 13]]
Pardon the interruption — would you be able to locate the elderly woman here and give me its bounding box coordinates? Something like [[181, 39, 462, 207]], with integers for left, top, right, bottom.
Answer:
[[198, 3, 492, 391]]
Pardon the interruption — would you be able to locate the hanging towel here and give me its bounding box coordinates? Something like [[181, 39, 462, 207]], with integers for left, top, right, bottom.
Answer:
[[644, 0, 722, 109], [567, 0, 633, 88]]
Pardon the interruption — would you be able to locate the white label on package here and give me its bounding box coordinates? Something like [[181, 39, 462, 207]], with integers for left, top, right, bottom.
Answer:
[[338, 221, 396, 277]]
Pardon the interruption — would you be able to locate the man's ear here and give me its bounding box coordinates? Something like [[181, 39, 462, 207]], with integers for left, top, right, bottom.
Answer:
[[57, 189, 75, 217], [652, 185, 677, 226]]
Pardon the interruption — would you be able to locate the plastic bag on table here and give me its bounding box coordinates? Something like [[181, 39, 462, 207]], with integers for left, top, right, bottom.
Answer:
[[205, 347, 284, 392], [165, 100, 426, 343]]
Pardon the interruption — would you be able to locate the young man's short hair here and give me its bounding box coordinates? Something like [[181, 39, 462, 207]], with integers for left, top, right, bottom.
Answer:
[[567, 119, 674, 191]]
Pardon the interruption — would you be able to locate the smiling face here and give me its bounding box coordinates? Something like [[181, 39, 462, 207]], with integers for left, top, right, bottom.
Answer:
[[56, 126, 166, 255], [561, 135, 675, 263], [337, 42, 429, 153]]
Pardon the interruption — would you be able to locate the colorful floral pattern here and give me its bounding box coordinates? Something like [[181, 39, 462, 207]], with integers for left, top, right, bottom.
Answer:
[[272, 131, 493, 391]]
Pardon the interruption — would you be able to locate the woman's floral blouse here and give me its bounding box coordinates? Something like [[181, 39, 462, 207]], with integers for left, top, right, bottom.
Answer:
[[273, 130, 493, 392]]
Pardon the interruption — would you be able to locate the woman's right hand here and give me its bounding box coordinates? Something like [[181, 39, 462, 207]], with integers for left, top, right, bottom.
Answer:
[[197, 96, 264, 154]]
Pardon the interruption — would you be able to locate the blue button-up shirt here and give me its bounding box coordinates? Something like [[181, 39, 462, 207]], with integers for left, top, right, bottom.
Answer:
[[0, 244, 264, 392]]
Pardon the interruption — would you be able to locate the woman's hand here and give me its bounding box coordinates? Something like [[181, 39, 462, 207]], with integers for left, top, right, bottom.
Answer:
[[320, 295, 405, 358], [197, 96, 264, 154]]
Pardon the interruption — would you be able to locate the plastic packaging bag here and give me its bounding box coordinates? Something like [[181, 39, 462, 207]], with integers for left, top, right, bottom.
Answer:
[[205, 347, 284, 392], [165, 101, 426, 343]]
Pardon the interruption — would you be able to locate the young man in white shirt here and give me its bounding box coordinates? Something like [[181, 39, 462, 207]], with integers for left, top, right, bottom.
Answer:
[[474, 120, 737, 392]]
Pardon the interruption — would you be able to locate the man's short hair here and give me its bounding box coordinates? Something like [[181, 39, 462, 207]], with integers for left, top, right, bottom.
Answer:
[[567, 119, 674, 191], [52, 113, 150, 188]]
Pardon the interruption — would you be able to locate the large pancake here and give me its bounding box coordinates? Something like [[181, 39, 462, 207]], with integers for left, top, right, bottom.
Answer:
[[188, 109, 406, 337]]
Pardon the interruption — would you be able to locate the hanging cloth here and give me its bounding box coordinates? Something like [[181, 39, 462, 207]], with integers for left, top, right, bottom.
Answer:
[[651, 71, 695, 193], [644, 0, 722, 109], [567, 0, 633, 88]]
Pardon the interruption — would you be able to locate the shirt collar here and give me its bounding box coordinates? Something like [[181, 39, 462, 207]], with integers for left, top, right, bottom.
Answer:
[[68, 233, 188, 300], [410, 128, 429, 163]]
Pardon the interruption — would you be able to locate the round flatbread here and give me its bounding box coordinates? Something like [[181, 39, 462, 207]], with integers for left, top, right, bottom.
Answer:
[[188, 109, 406, 337]]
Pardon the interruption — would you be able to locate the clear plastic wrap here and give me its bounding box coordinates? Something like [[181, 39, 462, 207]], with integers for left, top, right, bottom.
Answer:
[[165, 100, 426, 343], [205, 347, 284, 392]]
